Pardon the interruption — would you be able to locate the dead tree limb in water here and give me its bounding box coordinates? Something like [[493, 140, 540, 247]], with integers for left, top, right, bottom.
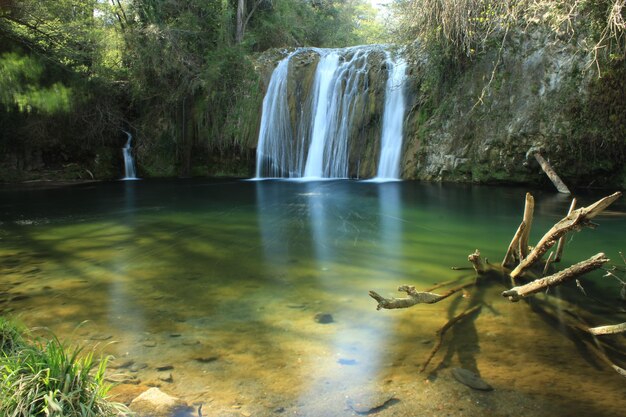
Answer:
[[468, 250, 485, 274], [510, 192, 622, 280], [519, 193, 535, 260], [502, 221, 526, 269], [588, 322, 626, 335], [533, 152, 571, 194], [555, 198, 577, 262], [368, 191, 624, 377], [502, 193, 535, 272], [369, 282, 475, 310], [502, 253, 610, 301]]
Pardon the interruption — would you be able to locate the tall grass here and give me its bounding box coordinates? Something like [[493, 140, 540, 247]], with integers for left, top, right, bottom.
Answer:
[[0, 318, 130, 417], [393, 0, 626, 73]]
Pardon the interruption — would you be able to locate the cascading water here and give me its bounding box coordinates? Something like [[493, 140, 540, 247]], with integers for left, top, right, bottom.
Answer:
[[303, 52, 340, 178], [122, 130, 138, 180], [254, 45, 409, 180], [255, 54, 297, 178], [375, 54, 408, 181]]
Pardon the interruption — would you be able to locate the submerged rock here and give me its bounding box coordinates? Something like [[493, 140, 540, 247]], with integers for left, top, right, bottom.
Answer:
[[108, 358, 134, 369], [451, 367, 493, 391], [314, 313, 334, 324], [158, 372, 173, 383], [194, 356, 219, 364], [346, 392, 396, 414], [130, 387, 192, 417]]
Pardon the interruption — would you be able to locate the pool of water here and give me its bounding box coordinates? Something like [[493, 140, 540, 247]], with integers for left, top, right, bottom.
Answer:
[[1, 179, 625, 416]]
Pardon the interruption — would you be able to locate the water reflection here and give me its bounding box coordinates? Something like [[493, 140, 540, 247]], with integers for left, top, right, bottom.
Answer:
[[1, 180, 625, 416], [108, 181, 146, 356], [254, 180, 407, 411]]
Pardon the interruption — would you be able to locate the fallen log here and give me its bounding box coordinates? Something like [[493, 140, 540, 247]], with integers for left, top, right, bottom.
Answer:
[[533, 152, 571, 194], [509, 192, 622, 279], [503, 253, 610, 302]]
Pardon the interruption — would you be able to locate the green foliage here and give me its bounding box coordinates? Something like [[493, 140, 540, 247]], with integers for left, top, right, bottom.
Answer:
[[0, 317, 26, 354], [0, 0, 121, 76], [0, 318, 129, 416], [0, 52, 72, 113], [390, 0, 626, 72], [0, 0, 390, 179]]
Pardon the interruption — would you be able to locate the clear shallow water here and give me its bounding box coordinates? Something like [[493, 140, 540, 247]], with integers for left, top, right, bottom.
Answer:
[[1, 179, 625, 416]]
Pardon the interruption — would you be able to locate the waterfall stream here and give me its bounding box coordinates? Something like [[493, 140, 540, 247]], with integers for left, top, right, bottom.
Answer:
[[122, 130, 138, 180], [375, 54, 408, 181], [255, 46, 408, 180]]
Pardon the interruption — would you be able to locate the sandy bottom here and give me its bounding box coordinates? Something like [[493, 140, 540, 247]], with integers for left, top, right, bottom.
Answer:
[[3, 259, 625, 417]]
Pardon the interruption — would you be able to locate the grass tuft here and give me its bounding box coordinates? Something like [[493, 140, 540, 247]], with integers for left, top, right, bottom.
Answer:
[[0, 317, 131, 417]]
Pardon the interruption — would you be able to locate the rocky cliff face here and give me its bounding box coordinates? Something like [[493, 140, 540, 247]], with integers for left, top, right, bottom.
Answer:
[[402, 27, 626, 189]]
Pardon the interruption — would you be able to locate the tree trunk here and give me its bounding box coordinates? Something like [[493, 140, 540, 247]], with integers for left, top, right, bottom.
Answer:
[[533, 152, 571, 194], [236, 0, 245, 44]]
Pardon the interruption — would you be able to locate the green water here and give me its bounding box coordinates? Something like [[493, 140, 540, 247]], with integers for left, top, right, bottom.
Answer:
[[1, 179, 625, 416]]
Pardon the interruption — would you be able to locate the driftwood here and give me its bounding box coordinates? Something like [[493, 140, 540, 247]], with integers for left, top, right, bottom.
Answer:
[[369, 282, 475, 310], [502, 193, 535, 277], [542, 251, 555, 277], [519, 193, 534, 259], [555, 198, 577, 262], [467, 250, 485, 274], [509, 192, 622, 279], [533, 152, 571, 194], [502, 221, 526, 268], [369, 191, 624, 376], [588, 322, 626, 335], [502, 253, 610, 301]]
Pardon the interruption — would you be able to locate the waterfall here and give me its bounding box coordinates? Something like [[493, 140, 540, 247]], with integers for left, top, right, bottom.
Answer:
[[122, 130, 138, 180], [303, 52, 340, 178], [375, 54, 408, 181], [255, 46, 408, 180], [255, 53, 297, 178]]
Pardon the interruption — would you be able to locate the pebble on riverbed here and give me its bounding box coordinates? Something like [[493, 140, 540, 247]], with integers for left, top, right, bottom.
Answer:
[[451, 368, 493, 391], [346, 392, 396, 414], [314, 313, 334, 324]]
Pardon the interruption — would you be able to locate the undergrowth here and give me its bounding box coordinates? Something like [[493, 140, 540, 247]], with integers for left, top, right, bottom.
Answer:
[[0, 317, 130, 417]]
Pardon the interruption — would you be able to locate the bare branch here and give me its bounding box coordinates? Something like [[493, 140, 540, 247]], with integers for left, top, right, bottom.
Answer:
[[468, 250, 485, 274], [502, 221, 526, 268], [510, 192, 622, 279], [369, 282, 475, 310], [555, 198, 577, 262], [519, 193, 535, 260], [543, 251, 555, 276], [588, 322, 626, 335], [503, 253, 610, 302]]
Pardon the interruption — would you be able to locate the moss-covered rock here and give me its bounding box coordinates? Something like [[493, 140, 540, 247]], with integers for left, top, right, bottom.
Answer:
[[402, 24, 626, 189]]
